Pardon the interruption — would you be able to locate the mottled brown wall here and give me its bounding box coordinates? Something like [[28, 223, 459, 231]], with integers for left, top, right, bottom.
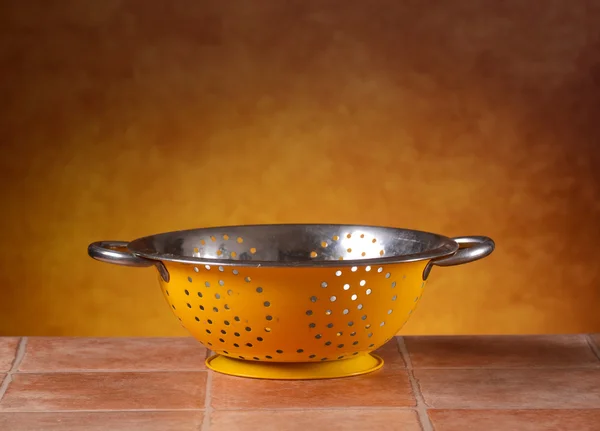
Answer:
[[1, 0, 599, 336]]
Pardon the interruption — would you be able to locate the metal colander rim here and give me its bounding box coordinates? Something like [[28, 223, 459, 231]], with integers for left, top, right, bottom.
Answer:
[[126, 223, 460, 268]]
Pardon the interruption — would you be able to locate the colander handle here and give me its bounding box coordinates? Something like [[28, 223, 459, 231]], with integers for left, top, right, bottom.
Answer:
[[423, 236, 495, 280], [88, 241, 154, 267]]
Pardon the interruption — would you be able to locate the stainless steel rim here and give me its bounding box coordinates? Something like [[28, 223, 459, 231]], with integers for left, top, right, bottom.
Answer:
[[125, 223, 460, 268]]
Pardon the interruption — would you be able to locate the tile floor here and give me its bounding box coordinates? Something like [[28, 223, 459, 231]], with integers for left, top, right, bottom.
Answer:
[[0, 335, 598, 430]]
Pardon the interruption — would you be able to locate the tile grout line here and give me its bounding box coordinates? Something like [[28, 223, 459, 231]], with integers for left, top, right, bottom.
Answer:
[[0, 406, 598, 414], [396, 337, 434, 431], [0, 375, 7, 403], [171, 406, 600, 411], [0, 337, 28, 402], [586, 334, 600, 362], [200, 350, 215, 431], [0, 408, 207, 413]]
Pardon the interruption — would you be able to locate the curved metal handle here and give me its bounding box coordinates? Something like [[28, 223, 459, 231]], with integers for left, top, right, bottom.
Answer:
[[423, 236, 495, 280], [88, 241, 154, 267]]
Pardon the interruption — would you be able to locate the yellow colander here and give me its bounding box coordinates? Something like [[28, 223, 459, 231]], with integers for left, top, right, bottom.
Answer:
[[88, 224, 494, 379]]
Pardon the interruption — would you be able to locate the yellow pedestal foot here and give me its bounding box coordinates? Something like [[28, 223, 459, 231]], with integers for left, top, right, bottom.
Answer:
[[205, 353, 384, 380]]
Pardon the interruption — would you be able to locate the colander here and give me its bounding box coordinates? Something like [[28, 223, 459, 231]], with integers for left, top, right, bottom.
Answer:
[[88, 224, 494, 379]]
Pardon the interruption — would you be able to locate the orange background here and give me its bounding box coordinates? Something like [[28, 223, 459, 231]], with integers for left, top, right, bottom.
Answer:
[[1, 0, 599, 336]]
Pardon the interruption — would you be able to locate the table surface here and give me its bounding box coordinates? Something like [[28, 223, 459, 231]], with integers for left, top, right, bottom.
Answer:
[[0, 335, 599, 430]]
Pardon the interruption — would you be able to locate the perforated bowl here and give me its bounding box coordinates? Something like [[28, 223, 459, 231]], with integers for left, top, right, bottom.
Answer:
[[88, 224, 494, 379]]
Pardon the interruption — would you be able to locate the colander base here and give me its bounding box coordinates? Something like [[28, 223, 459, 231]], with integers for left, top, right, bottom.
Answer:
[[205, 353, 384, 380]]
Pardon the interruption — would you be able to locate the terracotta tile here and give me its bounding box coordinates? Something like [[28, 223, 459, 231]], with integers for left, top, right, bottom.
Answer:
[[374, 337, 407, 369], [211, 374, 413, 408], [20, 337, 207, 372], [211, 340, 413, 409], [405, 335, 599, 368], [429, 409, 600, 431], [211, 409, 421, 431], [0, 411, 204, 431], [0, 372, 206, 411], [416, 368, 600, 409], [0, 338, 20, 372], [589, 334, 600, 353]]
